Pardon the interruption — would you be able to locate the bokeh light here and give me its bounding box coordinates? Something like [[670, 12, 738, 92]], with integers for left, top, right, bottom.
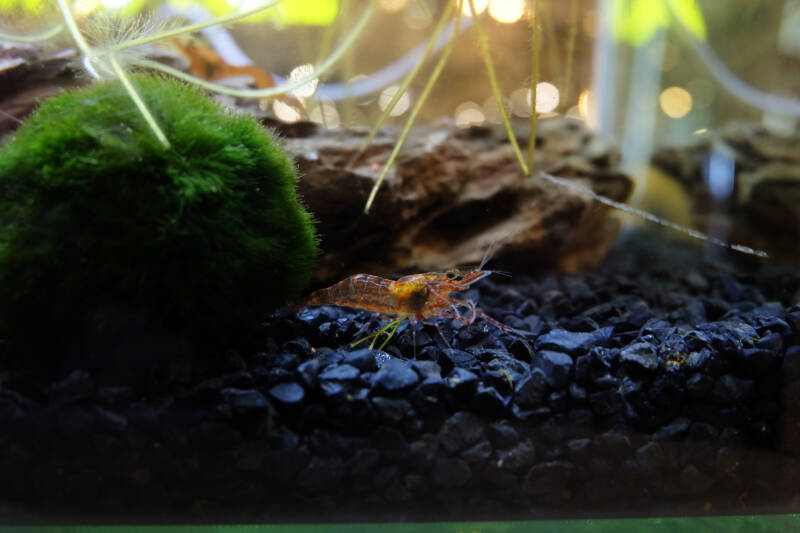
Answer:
[[273, 99, 301, 123], [510, 87, 532, 117], [659, 86, 693, 118], [577, 89, 593, 122], [379, 85, 411, 116], [288, 64, 318, 99], [488, 0, 525, 24], [309, 103, 341, 129], [404, 0, 433, 29], [531, 82, 560, 113], [100, 0, 129, 9], [483, 96, 510, 124], [379, 0, 409, 12], [462, 0, 489, 16], [454, 101, 485, 128]]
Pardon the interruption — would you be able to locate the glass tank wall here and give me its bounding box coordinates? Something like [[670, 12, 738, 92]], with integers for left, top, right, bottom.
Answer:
[[0, 0, 798, 526]]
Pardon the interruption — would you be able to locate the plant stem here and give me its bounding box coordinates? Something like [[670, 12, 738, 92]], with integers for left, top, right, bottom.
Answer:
[[107, 0, 285, 54], [563, 0, 579, 104], [109, 55, 170, 148], [363, 0, 463, 214], [468, 0, 529, 175], [349, 0, 455, 167], [136, 0, 377, 100], [528, 0, 541, 173]]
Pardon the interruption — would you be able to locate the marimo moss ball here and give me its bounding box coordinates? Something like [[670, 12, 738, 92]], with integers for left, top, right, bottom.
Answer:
[[0, 75, 317, 344]]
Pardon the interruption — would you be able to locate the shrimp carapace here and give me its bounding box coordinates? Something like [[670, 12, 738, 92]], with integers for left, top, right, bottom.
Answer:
[[294, 265, 527, 351]]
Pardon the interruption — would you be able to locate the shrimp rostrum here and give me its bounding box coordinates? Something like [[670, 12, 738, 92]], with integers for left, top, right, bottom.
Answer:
[[294, 254, 530, 351]]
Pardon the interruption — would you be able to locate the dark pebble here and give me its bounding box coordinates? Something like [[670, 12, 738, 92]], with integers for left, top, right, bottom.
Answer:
[[219, 388, 271, 414], [297, 359, 321, 388], [372, 397, 412, 423], [444, 368, 479, 396], [343, 349, 379, 373], [410, 360, 442, 379], [711, 374, 753, 404], [488, 422, 519, 449], [296, 456, 345, 493], [536, 328, 607, 355], [654, 416, 691, 440], [318, 363, 360, 381], [534, 350, 573, 388], [267, 382, 305, 406], [514, 369, 548, 408], [283, 338, 313, 356], [461, 439, 493, 468], [371, 359, 420, 393], [439, 411, 485, 453], [547, 391, 568, 412], [783, 345, 800, 382], [588, 388, 622, 416], [51, 370, 94, 403], [433, 457, 472, 488], [635, 441, 665, 474], [319, 380, 346, 398], [495, 440, 536, 470], [523, 460, 576, 497], [472, 384, 509, 416], [619, 342, 658, 371]]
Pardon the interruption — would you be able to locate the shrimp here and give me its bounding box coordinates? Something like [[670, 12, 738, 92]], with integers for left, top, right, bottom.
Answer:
[[294, 246, 530, 351]]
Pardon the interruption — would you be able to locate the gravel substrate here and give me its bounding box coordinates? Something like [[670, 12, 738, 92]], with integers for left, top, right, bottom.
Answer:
[[2, 229, 800, 522]]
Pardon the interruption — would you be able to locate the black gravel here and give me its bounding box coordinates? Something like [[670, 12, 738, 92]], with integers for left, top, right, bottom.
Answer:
[[1, 228, 800, 522]]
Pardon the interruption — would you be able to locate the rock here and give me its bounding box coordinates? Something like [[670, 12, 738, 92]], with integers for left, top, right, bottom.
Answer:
[[372, 397, 412, 423], [494, 440, 536, 470], [523, 460, 576, 497], [710, 375, 753, 404], [619, 342, 658, 371], [654, 416, 691, 440], [536, 328, 608, 355], [296, 456, 345, 492], [514, 369, 548, 408], [635, 441, 665, 474], [444, 368, 479, 396], [318, 363, 360, 381], [410, 360, 441, 379], [50, 370, 93, 403], [371, 358, 420, 393], [267, 382, 305, 406], [343, 349, 379, 373], [783, 345, 800, 382], [461, 439, 493, 468], [547, 390, 568, 412], [433, 457, 472, 488], [534, 350, 573, 388], [588, 389, 622, 416], [439, 411, 485, 453], [488, 422, 519, 449], [219, 388, 271, 414], [472, 384, 509, 417], [297, 359, 321, 388]]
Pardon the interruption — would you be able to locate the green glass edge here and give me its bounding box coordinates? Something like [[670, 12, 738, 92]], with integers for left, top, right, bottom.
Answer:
[[2, 515, 799, 533]]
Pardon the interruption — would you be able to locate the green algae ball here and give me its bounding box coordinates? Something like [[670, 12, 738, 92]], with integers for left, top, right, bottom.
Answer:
[[0, 75, 317, 344]]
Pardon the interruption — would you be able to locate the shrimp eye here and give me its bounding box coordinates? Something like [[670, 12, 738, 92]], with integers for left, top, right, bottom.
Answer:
[[445, 270, 457, 279]]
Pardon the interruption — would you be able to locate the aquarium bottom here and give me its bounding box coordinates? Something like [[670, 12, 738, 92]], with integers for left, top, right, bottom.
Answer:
[[1, 230, 800, 522]]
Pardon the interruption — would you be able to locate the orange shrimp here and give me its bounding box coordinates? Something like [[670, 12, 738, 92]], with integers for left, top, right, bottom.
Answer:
[[294, 249, 527, 349]]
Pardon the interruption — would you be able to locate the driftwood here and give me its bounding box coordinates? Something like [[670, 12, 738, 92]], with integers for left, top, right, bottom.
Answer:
[[0, 41, 633, 285], [276, 117, 632, 285]]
